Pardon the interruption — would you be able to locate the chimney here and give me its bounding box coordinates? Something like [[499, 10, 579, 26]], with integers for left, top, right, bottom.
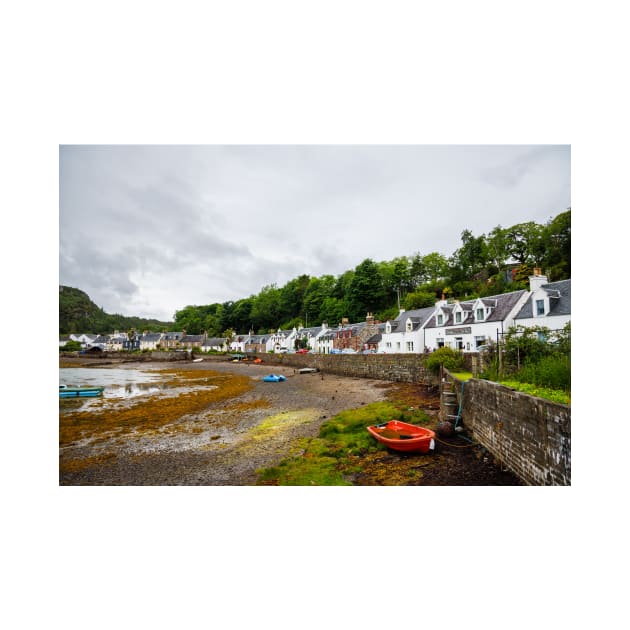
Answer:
[[529, 269, 548, 292], [341, 317, 349, 326], [366, 312, 374, 326]]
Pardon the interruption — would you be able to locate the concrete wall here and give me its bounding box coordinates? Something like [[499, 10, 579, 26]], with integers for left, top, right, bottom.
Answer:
[[448, 373, 571, 486]]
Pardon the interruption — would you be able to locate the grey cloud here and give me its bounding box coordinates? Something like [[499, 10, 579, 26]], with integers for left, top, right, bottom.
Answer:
[[59, 145, 570, 320]]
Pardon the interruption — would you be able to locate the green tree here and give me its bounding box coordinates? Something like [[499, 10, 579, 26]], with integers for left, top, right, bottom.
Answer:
[[540, 209, 571, 279], [486, 225, 510, 269], [347, 258, 387, 320], [403, 289, 435, 310], [251, 284, 282, 331], [421, 252, 449, 284], [506, 222, 544, 265]]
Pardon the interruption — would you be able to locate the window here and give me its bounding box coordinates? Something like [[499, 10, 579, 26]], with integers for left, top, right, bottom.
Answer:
[[455, 311, 462, 324], [406, 321, 413, 332], [386, 342, 392, 349], [536, 299, 545, 316], [437, 314, 444, 326], [406, 341, 414, 352], [396, 342, 401, 350], [476, 308, 484, 321]]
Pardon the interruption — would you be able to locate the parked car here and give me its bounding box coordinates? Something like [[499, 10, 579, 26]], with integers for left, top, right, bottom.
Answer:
[[296, 348, 309, 354]]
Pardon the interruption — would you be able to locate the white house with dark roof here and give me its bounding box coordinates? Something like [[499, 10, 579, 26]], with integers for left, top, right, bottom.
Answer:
[[70, 333, 98, 348], [514, 276, 571, 330], [315, 325, 336, 354], [201, 337, 229, 352], [266, 328, 296, 353], [379, 307, 436, 353], [424, 289, 530, 351], [139, 332, 163, 351]]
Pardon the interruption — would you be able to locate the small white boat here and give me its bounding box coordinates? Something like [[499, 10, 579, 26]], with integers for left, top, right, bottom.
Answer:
[[192, 358, 203, 362]]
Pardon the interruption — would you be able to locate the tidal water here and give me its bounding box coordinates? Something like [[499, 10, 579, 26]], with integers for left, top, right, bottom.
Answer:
[[59, 367, 165, 400]]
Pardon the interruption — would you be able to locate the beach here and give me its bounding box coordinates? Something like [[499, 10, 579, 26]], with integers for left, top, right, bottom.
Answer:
[[59, 358, 392, 485]]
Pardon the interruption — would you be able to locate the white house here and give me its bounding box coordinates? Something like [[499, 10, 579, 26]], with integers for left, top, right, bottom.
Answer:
[[379, 307, 435, 354], [266, 328, 296, 353], [513, 276, 571, 330], [70, 333, 97, 348], [201, 337, 229, 352], [315, 325, 336, 354], [231, 332, 252, 352], [424, 289, 531, 352], [139, 332, 163, 351]]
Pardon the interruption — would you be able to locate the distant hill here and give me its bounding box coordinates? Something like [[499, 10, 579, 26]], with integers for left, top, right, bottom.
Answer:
[[59, 286, 173, 334]]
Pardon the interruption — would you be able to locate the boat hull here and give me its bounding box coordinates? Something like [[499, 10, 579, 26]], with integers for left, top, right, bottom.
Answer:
[[263, 374, 286, 382], [367, 420, 436, 453], [59, 386, 104, 398]]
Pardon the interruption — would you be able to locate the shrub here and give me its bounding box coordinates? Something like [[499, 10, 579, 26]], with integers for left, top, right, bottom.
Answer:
[[513, 354, 570, 391], [424, 347, 465, 375]]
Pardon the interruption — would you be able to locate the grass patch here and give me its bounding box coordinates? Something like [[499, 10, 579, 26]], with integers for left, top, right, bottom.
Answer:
[[450, 371, 473, 381], [255, 401, 430, 485], [499, 380, 570, 405]]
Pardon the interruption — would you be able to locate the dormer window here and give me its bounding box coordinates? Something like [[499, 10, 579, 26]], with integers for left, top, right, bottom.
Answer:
[[535, 299, 545, 316], [385, 322, 392, 334], [406, 320, 413, 332], [437, 313, 444, 326], [475, 308, 484, 321], [455, 311, 462, 324]]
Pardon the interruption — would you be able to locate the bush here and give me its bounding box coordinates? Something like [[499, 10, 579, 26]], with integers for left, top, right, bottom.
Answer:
[[513, 354, 571, 391], [424, 347, 465, 375]]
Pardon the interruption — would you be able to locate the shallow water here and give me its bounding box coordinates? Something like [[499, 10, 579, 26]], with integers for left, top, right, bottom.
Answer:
[[59, 367, 167, 409]]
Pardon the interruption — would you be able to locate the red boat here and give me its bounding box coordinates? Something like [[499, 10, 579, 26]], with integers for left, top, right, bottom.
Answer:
[[367, 420, 436, 453]]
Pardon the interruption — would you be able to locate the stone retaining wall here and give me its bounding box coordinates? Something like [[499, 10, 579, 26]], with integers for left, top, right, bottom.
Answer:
[[257, 353, 434, 383], [447, 372, 571, 486]]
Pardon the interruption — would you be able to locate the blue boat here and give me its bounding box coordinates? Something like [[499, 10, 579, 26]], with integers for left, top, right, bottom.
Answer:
[[263, 374, 286, 383], [59, 385, 105, 398]]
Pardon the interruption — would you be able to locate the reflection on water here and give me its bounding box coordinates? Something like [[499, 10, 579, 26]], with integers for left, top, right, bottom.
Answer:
[[59, 366, 218, 413], [60, 367, 168, 411]]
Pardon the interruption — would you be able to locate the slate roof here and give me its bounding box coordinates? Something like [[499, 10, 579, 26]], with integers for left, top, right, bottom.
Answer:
[[181, 334, 205, 343], [204, 337, 228, 346], [514, 279, 571, 319], [425, 290, 527, 328], [387, 307, 436, 332], [163, 332, 183, 341], [140, 333, 162, 342]]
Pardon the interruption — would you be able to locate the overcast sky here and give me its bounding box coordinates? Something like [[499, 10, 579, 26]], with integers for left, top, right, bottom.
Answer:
[[59, 145, 570, 322]]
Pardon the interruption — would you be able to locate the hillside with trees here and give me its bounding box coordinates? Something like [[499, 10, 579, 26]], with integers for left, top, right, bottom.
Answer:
[[173, 208, 570, 335], [59, 286, 172, 334]]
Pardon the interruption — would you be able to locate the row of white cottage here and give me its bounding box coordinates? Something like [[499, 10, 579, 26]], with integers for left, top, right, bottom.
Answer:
[[62, 273, 570, 356], [231, 273, 571, 355]]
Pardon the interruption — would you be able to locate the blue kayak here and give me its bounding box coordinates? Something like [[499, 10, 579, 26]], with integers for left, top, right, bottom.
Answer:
[[263, 374, 286, 383], [59, 385, 104, 398]]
